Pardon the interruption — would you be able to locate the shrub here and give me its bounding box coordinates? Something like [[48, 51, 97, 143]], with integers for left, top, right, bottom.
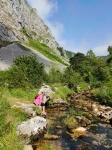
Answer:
[[6, 55, 48, 89], [48, 67, 63, 84], [93, 85, 112, 106]]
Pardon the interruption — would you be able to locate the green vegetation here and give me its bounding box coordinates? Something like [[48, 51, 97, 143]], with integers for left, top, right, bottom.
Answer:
[[93, 82, 112, 106], [51, 84, 74, 101], [21, 29, 68, 65], [0, 55, 47, 89], [0, 44, 112, 149], [25, 38, 68, 65], [43, 142, 56, 150], [63, 107, 79, 128], [68, 49, 112, 105], [0, 97, 27, 150]]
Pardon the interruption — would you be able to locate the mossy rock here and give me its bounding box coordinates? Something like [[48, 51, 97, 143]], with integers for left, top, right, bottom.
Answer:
[[64, 116, 79, 131]]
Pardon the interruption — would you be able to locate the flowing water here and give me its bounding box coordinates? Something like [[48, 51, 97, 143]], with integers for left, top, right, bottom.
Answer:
[[32, 103, 112, 150]]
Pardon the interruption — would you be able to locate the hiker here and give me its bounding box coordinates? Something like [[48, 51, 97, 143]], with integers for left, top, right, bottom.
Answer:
[[33, 92, 44, 106], [34, 92, 49, 115], [41, 93, 50, 115]]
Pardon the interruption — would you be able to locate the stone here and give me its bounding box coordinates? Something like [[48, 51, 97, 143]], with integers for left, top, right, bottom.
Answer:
[[12, 102, 37, 117], [44, 134, 60, 140], [16, 116, 47, 144], [38, 84, 54, 98], [24, 145, 33, 150], [71, 127, 86, 135]]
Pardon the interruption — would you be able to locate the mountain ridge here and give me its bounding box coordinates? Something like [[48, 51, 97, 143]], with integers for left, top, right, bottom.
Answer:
[[0, 0, 75, 71]]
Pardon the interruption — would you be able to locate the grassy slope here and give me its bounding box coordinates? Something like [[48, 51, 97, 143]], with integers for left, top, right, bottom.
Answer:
[[25, 38, 68, 66], [20, 29, 69, 66]]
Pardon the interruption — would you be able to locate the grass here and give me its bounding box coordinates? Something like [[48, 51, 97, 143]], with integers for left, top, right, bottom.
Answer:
[[0, 87, 38, 150], [1, 88, 39, 105], [25, 38, 68, 65], [50, 84, 74, 102], [0, 96, 27, 150], [0, 85, 73, 150], [20, 29, 68, 66]]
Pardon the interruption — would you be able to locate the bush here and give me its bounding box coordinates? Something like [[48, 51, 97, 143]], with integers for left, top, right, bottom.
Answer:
[[62, 68, 84, 91], [48, 67, 63, 84], [6, 55, 48, 89], [93, 85, 112, 106]]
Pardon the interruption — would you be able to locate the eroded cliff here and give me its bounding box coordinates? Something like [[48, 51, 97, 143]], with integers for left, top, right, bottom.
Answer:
[[0, 0, 59, 53]]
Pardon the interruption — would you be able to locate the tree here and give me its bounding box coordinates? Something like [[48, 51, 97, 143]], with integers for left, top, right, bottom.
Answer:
[[107, 46, 112, 64], [69, 52, 86, 70], [48, 67, 63, 84], [86, 50, 96, 59], [8, 55, 47, 88]]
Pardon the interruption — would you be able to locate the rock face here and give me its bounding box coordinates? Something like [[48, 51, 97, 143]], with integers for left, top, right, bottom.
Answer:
[[0, 0, 59, 54], [38, 84, 54, 97], [16, 116, 47, 144]]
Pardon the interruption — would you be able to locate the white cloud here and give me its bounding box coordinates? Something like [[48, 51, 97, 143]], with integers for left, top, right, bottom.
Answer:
[[93, 39, 112, 56], [46, 21, 64, 40], [93, 45, 109, 56], [27, 0, 111, 56], [27, 0, 57, 20], [27, 0, 64, 45]]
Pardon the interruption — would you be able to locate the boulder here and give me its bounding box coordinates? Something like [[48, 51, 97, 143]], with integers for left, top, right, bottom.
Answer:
[[12, 102, 37, 117], [16, 116, 47, 144], [38, 84, 54, 98]]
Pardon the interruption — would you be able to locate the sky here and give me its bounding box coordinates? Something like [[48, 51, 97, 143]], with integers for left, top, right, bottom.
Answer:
[[27, 0, 112, 56]]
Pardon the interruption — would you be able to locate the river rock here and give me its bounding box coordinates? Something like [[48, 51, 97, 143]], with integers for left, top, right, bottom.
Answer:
[[76, 142, 87, 150], [24, 145, 33, 150], [44, 134, 60, 140], [16, 116, 47, 144]]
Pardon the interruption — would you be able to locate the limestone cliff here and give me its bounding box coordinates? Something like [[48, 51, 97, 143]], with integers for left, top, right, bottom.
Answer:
[[0, 0, 60, 54]]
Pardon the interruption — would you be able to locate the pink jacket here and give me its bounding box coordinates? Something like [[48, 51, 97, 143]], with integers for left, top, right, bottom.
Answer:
[[34, 94, 43, 106]]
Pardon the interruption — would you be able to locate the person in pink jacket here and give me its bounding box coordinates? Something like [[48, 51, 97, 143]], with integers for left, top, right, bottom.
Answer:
[[33, 92, 44, 106], [34, 92, 50, 116]]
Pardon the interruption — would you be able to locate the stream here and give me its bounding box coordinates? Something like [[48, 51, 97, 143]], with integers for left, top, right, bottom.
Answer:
[[32, 105, 112, 150]]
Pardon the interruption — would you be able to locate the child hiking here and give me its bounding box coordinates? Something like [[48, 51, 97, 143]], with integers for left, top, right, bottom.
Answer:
[[34, 91, 49, 116], [33, 92, 44, 106], [41, 94, 49, 115]]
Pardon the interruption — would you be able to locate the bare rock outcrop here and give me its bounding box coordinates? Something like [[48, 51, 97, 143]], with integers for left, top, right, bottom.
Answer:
[[0, 0, 60, 54], [16, 116, 47, 144], [12, 102, 37, 117], [38, 84, 54, 98]]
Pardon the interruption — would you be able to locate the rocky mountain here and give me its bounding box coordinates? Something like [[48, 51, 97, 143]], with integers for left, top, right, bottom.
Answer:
[[0, 0, 60, 52], [0, 0, 74, 68]]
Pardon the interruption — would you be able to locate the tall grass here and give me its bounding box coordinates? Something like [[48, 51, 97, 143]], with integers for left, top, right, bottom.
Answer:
[[0, 88, 31, 150], [51, 84, 74, 101], [1, 87, 39, 104]]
